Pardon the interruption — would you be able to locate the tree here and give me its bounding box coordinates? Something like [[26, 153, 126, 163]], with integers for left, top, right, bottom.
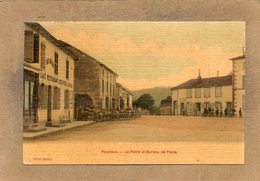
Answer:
[[136, 94, 155, 110], [160, 96, 172, 106]]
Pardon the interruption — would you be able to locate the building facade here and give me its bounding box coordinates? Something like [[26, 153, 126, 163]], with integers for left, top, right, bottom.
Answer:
[[59, 41, 118, 117], [230, 54, 245, 117], [23, 23, 76, 130], [115, 83, 133, 111], [170, 75, 233, 116]]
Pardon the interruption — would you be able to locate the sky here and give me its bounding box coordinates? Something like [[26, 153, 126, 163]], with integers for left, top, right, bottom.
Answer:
[[41, 21, 245, 91]]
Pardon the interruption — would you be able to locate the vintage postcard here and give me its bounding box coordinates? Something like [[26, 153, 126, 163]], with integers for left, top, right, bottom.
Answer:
[[23, 21, 245, 164]]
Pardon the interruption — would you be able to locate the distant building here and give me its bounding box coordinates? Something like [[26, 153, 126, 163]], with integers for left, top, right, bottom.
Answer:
[[115, 83, 133, 111], [159, 96, 172, 115], [59, 41, 118, 116], [230, 54, 245, 117], [23, 23, 76, 130], [170, 73, 233, 116]]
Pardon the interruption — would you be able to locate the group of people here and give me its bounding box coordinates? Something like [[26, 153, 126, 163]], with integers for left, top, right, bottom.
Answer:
[[182, 107, 243, 118]]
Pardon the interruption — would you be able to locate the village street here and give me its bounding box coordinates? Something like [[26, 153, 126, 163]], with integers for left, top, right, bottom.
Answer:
[[23, 115, 244, 164]]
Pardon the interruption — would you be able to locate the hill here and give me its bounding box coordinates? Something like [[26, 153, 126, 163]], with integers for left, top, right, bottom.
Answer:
[[132, 87, 171, 107]]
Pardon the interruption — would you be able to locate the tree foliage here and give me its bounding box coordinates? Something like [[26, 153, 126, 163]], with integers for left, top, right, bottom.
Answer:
[[160, 96, 172, 106], [134, 94, 155, 110]]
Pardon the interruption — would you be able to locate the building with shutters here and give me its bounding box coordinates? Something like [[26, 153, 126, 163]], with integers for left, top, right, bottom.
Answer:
[[230, 54, 245, 117], [58, 41, 118, 118], [170, 73, 233, 116], [115, 83, 133, 111], [23, 23, 76, 130]]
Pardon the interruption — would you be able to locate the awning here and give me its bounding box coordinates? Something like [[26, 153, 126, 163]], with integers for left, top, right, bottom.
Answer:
[[24, 62, 43, 74]]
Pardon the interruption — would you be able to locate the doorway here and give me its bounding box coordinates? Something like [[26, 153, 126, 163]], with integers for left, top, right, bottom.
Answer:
[[47, 85, 52, 123]]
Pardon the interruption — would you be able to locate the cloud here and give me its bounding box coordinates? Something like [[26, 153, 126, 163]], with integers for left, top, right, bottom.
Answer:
[[43, 25, 240, 90]]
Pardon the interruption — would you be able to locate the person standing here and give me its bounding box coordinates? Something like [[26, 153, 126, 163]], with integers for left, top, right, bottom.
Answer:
[[239, 107, 242, 117]]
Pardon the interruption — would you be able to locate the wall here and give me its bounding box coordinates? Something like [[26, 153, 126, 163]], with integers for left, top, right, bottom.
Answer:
[[74, 57, 100, 108], [233, 59, 245, 116]]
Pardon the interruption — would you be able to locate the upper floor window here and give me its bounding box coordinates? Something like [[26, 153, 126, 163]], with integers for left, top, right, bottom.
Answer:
[[102, 80, 104, 94], [66, 60, 69, 79], [186, 89, 192, 98], [195, 88, 201, 98], [106, 81, 108, 94], [33, 34, 39, 63], [215, 86, 222, 97], [24, 30, 33, 62], [204, 87, 211, 98], [40, 42, 46, 69], [54, 52, 58, 74]]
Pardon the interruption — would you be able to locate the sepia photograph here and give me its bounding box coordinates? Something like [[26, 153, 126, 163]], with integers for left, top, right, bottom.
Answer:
[[23, 21, 245, 164]]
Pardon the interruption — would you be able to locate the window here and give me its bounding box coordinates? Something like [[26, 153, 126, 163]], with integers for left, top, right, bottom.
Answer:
[[102, 80, 104, 94], [195, 88, 201, 98], [113, 85, 115, 96], [66, 60, 69, 79], [53, 87, 60, 109], [54, 52, 58, 74], [195, 103, 201, 111], [204, 87, 211, 98], [106, 81, 108, 94], [110, 83, 112, 96], [186, 89, 192, 98], [40, 42, 46, 69], [33, 34, 39, 63], [24, 30, 33, 62], [39, 84, 47, 109], [215, 86, 222, 97], [64, 90, 70, 109]]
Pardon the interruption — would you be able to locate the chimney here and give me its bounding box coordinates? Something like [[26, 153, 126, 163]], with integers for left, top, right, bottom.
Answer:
[[197, 69, 202, 80]]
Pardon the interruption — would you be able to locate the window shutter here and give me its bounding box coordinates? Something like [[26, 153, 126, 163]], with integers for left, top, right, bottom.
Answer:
[[24, 30, 33, 62], [40, 43, 46, 69], [33, 34, 39, 63]]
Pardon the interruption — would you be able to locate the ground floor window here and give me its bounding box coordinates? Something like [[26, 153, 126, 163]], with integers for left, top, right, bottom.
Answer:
[[64, 89, 70, 109], [39, 83, 47, 109], [195, 102, 201, 112], [24, 70, 38, 124], [53, 87, 60, 110]]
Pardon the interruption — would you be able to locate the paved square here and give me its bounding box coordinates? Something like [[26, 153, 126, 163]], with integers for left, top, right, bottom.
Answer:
[[23, 115, 244, 164]]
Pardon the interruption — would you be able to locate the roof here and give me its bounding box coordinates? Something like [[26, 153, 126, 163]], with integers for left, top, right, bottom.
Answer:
[[58, 40, 118, 76], [116, 83, 133, 95], [170, 75, 232, 90], [24, 22, 77, 60], [230, 55, 245, 61]]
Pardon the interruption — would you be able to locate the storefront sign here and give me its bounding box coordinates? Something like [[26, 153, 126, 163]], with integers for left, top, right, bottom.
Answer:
[[40, 73, 73, 88]]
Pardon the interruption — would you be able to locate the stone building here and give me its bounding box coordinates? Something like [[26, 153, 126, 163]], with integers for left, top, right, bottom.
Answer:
[[170, 73, 233, 116], [230, 54, 245, 117], [58, 41, 118, 117], [115, 83, 133, 111], [23, 23, 76, 130]]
